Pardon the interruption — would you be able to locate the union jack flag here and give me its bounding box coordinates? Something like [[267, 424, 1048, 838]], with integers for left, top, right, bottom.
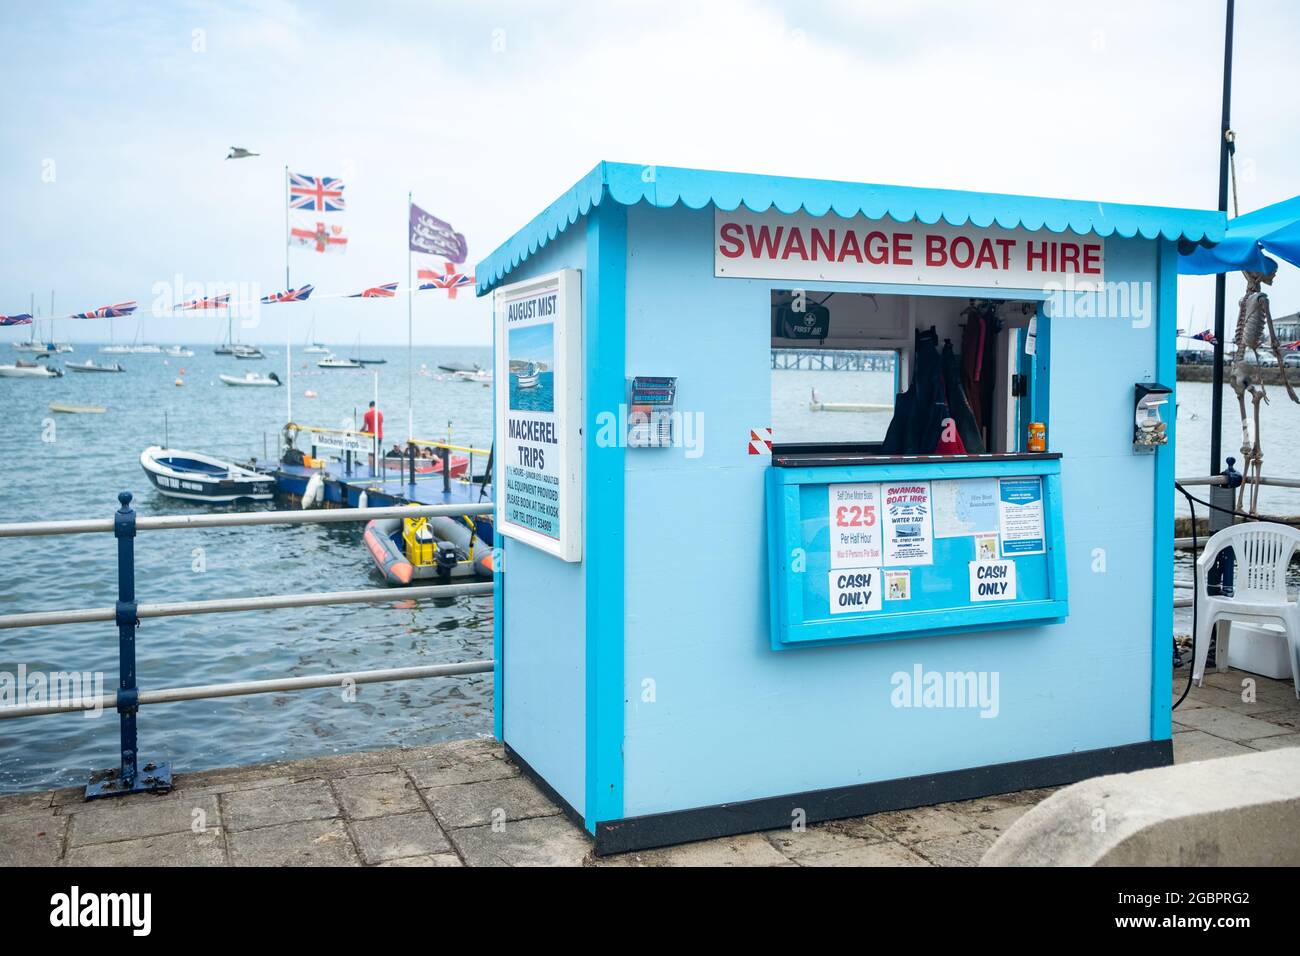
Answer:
[[349, 282, 398, 298], [417, 262, 475, 300], [1191, 329, 1217, 344], [72, 301, 138, 318], [1282, 341, 1300, 351], [0, 313, 33, 326], [260, 284, 315, 304], [289, 172, 346, 212], [179, 293, 231, 310]]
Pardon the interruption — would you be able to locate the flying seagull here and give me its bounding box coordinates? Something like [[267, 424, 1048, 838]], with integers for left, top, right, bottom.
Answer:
[[226, 147, 260, 160]]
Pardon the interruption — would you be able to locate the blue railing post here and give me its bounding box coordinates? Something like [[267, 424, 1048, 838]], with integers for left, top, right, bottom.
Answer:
[[85, 491, 172, 799]]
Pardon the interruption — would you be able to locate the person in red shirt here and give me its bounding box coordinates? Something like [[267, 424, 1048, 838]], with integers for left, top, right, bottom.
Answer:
[[363, 401, 383, 470]]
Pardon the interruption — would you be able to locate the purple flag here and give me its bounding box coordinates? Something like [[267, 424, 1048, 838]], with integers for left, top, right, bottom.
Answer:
[[409, 203, 467, 263]]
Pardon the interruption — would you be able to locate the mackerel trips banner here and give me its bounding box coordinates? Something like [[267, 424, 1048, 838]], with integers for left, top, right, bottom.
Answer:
[[493, 269, 583, 561], [714, 208, 1104, 290]]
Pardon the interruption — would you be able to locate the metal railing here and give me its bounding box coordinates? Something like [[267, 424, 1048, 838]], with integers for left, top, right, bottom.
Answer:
[[0, 492, 495, 800]]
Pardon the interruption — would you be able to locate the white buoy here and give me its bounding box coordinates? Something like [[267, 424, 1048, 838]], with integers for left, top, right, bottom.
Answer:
[[358, 490, 368, 510], [303, 472, 324, 509]]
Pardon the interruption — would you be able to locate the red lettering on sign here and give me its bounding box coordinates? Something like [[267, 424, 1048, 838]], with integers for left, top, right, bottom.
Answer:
[[1083, 243, 1102, 274], [838, 230, 863, 263], [996, 238, 1015, 269], [745, 224, 784, 259], [926, 234, 947, 267], [1059, 242, 1080, 273], [717, 222, 744, 259], [864, 231, 889, 265], [810, 228, 836, 261], [1026, 241, 1049, 272], [781, 228, 809, 261], [950, 236, 974, 269], [974, 238, 998, 269], [893, 233, 913, 265]]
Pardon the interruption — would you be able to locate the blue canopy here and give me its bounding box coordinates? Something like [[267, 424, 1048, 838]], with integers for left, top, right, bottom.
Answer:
[[1178, 195, 1300, 276]]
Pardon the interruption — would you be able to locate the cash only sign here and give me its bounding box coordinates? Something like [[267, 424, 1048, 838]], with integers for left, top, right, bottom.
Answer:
[[493, 268, 583, 561]]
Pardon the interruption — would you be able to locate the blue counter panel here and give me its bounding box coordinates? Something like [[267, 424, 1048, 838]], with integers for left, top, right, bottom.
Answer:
[[767, 457, 1069, 649]]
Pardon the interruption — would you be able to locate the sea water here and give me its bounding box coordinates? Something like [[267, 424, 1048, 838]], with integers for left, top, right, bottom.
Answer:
[[0, 344, 494, 790]]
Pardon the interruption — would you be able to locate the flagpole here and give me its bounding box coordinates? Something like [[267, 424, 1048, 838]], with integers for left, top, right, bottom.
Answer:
[[407, 190, 414, 445], [286, 330, 293, 429], [284, 165, 291, 291]]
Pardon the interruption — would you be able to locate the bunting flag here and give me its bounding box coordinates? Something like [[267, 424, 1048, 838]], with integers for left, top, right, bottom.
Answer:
[[72, 301, 138, 318], [289, 172, 346, 212], [1282, 340, 1300, 351], [1191, 329, 1217, 344], [290, 217, 348, 254], [409, 203, 467, 263], [178, 293, 231, 310], [349, 282, 398, 298], [0, 313, 33, 326], [260, 284, 315, 304], [418, 262, 475, 299]]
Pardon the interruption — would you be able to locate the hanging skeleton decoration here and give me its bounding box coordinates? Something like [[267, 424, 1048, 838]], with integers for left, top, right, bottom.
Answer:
[[1230, 270, 1299, 514]]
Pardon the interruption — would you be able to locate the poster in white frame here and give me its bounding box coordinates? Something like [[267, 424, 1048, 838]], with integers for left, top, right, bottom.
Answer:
[[492, 268, 584, 562]]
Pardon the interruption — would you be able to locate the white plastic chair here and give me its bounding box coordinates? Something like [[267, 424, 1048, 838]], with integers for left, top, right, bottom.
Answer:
[[1193, 521, 1300, 698]]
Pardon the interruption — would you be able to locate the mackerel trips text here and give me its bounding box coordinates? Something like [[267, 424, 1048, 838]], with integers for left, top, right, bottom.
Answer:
[[506, 293, 557, 323], [509, 417, 557, 469]]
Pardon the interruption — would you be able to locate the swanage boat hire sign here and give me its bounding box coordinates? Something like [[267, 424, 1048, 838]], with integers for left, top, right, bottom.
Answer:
[[493, 269, 583, 561], [714, 208, 1104, 290]]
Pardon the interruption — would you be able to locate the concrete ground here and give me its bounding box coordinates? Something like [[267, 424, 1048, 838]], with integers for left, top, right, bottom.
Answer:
[[1, 667, 1296, 867]]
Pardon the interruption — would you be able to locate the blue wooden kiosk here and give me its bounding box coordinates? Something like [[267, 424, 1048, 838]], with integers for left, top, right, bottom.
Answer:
[[476, 162, 1224, 854]]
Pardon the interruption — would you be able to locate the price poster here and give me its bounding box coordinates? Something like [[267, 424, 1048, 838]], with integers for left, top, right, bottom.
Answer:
[[828, 482, 881, 568], [881, 481, 934, 565]]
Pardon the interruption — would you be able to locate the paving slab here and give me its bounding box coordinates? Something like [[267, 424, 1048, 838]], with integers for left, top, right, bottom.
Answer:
[[866, 806, 974, 846], [350, 811, 453, 864], [767, 828, 910, 866], [227, 819, 359, 866], [423, 775, 560, 829], [772, 831, 931, 867], [64, 829, 227, 867], [376, 853, 464, 867], [949, 800, 1033, 836], [1174, 705, 1293, 742], [68, 793, 221, 847], [0, 814, 65, 866], [221, 779, 339, 831], [1172, 730, 1259, 763], [402, 753, 518, 789], [450, 815, 591, 867], [333, 771, 424, 820], [1241, 733, 1300, 752], [911, 829, 997, 866], [598, 833, 792, 867]]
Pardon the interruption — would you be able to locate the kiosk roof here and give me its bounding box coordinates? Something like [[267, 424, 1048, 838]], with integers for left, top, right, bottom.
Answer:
[[476, 161, 1225, 293]]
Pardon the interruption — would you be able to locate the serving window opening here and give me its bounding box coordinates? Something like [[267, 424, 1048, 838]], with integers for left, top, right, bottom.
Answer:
[[770, 289, 1041, 457]]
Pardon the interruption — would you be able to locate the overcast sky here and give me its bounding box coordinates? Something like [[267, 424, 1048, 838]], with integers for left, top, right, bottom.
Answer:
[[2, 0, 1297, 345]]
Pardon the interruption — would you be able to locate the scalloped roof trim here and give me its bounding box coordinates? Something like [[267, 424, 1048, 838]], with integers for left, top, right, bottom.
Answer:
[[477, 162, 1225, 293]]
